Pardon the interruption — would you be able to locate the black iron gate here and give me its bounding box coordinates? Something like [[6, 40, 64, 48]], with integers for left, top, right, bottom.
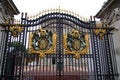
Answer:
[[0, 9, 118, 80]]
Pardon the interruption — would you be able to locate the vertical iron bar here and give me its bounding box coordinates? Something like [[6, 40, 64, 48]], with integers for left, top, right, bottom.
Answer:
[[90, 29, 102, 80], [19, 13, 27, 80], [56, 13, 64, 80], [104, 33, 114, 80]]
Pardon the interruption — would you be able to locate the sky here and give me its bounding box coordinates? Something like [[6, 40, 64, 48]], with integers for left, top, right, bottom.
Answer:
[[13, 0, 107, 19]]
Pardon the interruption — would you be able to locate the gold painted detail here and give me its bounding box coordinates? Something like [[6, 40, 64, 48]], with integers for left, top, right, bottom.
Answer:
[[27, 7, 89, 22], [63, 29, 89, 59], [94, 29, 106, 40], [10, 26, 24, 37], [29, 28, 56, 58]]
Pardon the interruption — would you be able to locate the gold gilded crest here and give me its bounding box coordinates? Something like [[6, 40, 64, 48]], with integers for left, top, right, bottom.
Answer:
[[39, 38, 48, 50], [29, 28, 56, 58], [10, 26, 24, 37], [63, 29, 89, 59], [72, 39, 81, 50]]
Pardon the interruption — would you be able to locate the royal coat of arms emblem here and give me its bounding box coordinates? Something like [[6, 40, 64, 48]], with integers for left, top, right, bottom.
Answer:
[[29, 28, 56, 58], [64, 29, 89, 59]]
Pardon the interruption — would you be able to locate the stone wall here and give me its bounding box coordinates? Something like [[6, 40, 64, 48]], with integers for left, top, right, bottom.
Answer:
[[110, 20, 120, 80], [0, 0, 19, 76], [96, 0, 120, 79], [105, 6, 120, 80], [0, 2, 7, 75]]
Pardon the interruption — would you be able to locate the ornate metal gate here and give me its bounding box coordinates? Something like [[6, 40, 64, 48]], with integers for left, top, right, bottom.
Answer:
[[0, 8, 117, 80]]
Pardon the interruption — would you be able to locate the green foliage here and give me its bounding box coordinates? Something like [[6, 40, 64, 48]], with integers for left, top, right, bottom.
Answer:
[[9, 41, 28, 53]]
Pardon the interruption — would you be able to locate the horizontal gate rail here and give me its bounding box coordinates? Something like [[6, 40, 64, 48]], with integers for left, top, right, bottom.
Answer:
[[0, 23, 115, 31]]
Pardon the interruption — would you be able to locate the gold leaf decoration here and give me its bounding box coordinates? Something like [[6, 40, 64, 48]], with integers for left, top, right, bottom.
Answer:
[[29, 28, 56, 58], [10, 26, 24, 37], [63, 29, 89, 59]]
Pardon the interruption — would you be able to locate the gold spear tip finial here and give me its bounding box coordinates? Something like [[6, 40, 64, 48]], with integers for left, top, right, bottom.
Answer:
[[58, 6, 61, 12], [30, 15, 32, 19], [58, 6, 61, 9]]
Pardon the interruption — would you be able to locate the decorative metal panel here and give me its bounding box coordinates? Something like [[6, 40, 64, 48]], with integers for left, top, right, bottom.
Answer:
[[0, 8, 117, 80]]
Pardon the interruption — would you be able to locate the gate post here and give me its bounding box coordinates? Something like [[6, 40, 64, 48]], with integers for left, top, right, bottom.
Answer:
[[56, 14, 64, 79], [90, 17, 102, 80]]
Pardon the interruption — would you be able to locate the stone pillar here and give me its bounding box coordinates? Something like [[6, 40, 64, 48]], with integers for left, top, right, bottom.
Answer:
[[0, 2, 8, 76], [0, 2, 5, 75], [110, 20, 120, 80]]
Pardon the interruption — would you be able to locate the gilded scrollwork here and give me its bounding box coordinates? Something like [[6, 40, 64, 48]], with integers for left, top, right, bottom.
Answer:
[[63, 29, 89, 59], [94, 29, 106, 40], [10, 26, 24, 37], [29, 28, 56, 58]]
